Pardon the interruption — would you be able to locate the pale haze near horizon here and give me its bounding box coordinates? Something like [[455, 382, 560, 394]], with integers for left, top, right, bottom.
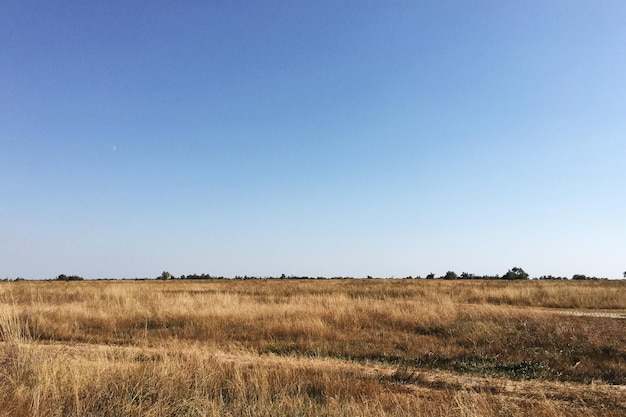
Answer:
[[1, 1, 625, 279]]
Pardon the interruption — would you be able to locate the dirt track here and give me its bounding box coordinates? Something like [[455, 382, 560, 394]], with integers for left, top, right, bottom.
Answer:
[[549, 310, 626, 319]]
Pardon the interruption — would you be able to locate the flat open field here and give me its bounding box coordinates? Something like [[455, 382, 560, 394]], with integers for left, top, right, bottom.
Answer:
[[1, 279, 625, 416]]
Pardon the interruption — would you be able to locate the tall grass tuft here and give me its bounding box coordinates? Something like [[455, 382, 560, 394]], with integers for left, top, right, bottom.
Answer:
[[0, 299, 30, 344]]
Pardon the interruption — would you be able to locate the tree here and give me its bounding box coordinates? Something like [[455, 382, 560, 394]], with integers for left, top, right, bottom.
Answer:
[[503, 267, 529, 280], [157, 271, 172, 280], [56, 274, 84, 281], [442, 271, 458, 280]]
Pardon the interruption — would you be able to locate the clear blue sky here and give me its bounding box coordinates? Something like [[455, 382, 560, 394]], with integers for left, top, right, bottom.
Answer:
[[2, 1, 625, 279]]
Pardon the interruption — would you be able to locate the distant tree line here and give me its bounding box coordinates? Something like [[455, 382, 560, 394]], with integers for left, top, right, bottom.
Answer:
[[414, 267, 529, 280], [1, 269, 614, 281], [151, 267, 609, 281], [161, 272, 329, 280], [408, 268, 607, 281], [571, 274, 608, 281]]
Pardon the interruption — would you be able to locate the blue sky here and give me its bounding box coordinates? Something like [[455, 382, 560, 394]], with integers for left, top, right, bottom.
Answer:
[[1, 1, 625, 279]]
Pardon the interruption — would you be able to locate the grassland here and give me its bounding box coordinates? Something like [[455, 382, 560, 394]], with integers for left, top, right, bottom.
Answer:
[[1, 279, 625, 416]]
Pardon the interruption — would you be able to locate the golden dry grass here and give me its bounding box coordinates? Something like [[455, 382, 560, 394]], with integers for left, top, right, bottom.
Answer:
[[1, 279, 625, 416]]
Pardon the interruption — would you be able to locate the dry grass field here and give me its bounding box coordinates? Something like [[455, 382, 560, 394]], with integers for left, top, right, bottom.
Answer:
[[1, 279, 625, 416]]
